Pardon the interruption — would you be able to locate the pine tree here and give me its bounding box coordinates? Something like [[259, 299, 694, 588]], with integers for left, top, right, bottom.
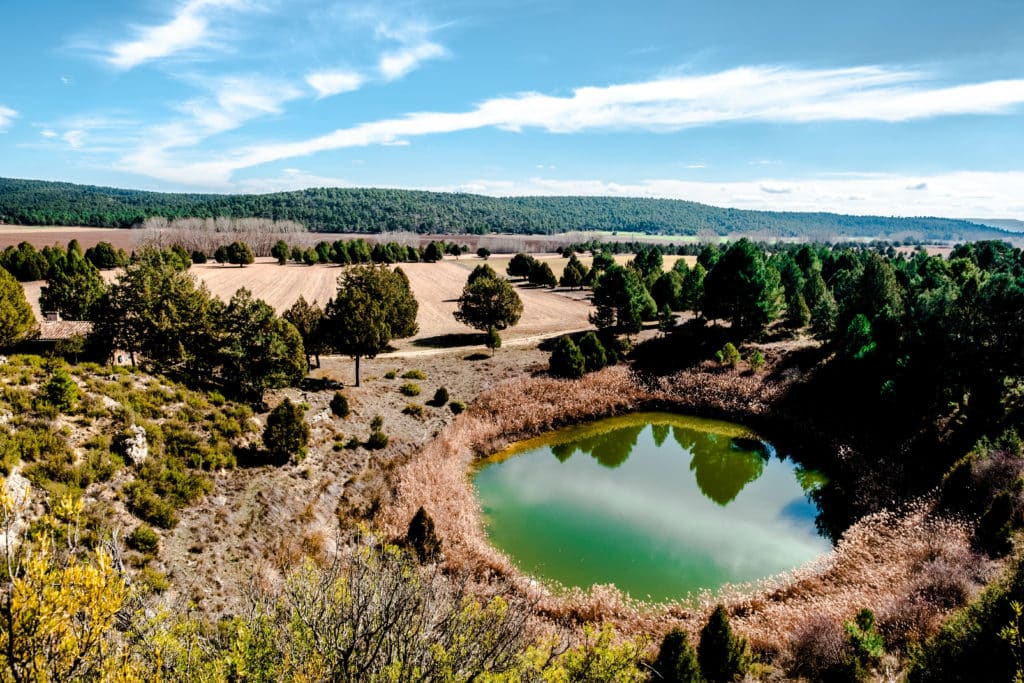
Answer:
[[698, 605, 749, 683], [549, 336, 585, 378], [263, 398, 309, 461], [651, 628, 704, 683], [0, 266, 35, 348]]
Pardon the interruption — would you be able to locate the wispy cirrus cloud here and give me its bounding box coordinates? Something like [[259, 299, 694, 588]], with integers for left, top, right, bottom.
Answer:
[[379, 40, 446, 81], [123, 64, 1024, 186], [374, 20, 446, 81], [305, 69, 365, 98], [105, 0, 253, 70], [0, 106, 17, 131]]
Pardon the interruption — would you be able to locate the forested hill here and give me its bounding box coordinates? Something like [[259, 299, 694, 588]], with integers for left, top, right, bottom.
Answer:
[[0, 176, 1010, 241]]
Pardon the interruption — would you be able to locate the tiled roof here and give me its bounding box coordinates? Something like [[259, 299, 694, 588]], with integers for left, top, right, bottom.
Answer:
[[36, 320, 93, 341]]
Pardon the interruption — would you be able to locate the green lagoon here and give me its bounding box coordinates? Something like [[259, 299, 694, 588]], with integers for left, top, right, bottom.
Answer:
[[472, 412, 830, 602]]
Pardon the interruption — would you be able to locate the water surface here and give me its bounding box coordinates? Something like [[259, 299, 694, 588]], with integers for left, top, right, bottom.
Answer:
[[472, 412, 829, 602]]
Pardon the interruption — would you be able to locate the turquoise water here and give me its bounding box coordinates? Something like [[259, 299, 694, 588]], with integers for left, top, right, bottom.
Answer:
[[472, 412, 830, 602]]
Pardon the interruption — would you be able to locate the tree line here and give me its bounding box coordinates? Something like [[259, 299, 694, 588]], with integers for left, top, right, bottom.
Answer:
[[0, 176, 1009, 241]]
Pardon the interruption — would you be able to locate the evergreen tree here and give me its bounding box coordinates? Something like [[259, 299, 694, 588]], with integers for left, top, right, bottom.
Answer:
[[680, 263, 707, 313], [507, 253, 535, 279], [406, 507, 441, 562], [219, 289, 307, 401], [651, 628, 704, 683], [467, 263, 498, 285], [323, 265, 419, 386], [0, 266, 35, 348], [283, 295, 326, 368], [698, 605, 749, 683], [549, 336, 585, 379], [652, 271, 684, 311], [43, 366, 78, 412], [454, 274, 524, 333], [559, 254, 587, 289], [263, 398, 309, 461], [702, 239, 783, 337], [39, 242, 106, 320], [578, 331, 607, 373], [590, 265, 647, 335], [423, 241, 444, 262], [528, 261, 557, 288], [271, 240, 290, 265]]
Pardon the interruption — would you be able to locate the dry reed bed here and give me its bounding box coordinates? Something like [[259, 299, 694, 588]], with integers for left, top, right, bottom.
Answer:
[[379, 364, 995, 659]]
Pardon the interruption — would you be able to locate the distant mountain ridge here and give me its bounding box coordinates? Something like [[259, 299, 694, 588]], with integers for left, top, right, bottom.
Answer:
[[0, 176, 1013, 242]]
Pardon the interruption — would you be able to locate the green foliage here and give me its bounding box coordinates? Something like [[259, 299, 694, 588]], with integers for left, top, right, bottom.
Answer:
[[842, 608, 884, 681], [549, 336, 585, 379], [43, 366, 79, 412], [476, 247, 490, 259], [430, 386, 449, 407], [466, 263, 497, 284], [126, 524, 160, 554], [406, 506, 441, 562], [263, 398, 309, 462], [714, 342, 741, 367], [698, 605, 750, 683], [384, 370, 397, 379], [578, 331, 608, 373], [329, 391, 350, 418], [39, 242, 106, 320], [528, 260, 558, 288], [227, 241, 254, 267], [651, 627, 704, 683], [0, 177, 1002, 240], [455, 274, 524, 338], [283, 295, 325, 367], [0, 266, 35, 348], [365, 429, 389, 450], [702, 239, 783, 337], [220, 289, 308, 401], [402, 403, 424, 418], [559, 253, 589, 289], [507, 253, 536, 279], [400, 382, 421, 397], [748, 349, 765, 372], [271, 239, 289, 264], [590, 265, 648, 335], [323, 265, 419, 386], [977, 490, 1017, 557], [486, 326, 502, 354], [401, 369, 427, 379], [449, 400, 466, 414]]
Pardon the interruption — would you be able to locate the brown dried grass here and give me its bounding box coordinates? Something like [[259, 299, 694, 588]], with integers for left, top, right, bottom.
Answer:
[[378, 363, 997, 661]]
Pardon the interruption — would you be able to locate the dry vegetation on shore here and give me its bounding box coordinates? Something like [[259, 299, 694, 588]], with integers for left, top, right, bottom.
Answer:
[[379, 361, 998, 666]]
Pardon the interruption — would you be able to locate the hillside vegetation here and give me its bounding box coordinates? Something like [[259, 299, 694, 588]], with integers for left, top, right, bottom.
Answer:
[[0, 177, 1010, 241]]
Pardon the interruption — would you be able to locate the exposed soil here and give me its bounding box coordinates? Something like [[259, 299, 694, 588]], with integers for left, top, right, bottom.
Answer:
[[0, 226, 141, 251]]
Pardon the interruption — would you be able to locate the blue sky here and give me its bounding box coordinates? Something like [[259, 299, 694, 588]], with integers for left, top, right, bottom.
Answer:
[[1, 0, 1023, 217]]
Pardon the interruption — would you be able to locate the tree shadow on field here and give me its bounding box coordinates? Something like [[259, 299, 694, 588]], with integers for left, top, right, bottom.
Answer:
[[413, 333, 485, 349], [463, 352, 490, 361]]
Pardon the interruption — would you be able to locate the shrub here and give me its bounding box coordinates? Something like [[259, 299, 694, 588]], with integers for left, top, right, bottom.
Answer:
[[406, 507, 441, 562], [578, 332, 607, 373], [263, 398, 309, 462], [366, 430, 389, 450], [400, 383, 421, 397], [139, 566, 170, 593], [330, 391, 350, 418], [748, 349, 765, 371], [549, 336, 585, 379], [449, 400, 466, 414], [43, 367, 79, 412], [698, 605, 749, 683], [126, 524, 160, 554], [401, 370, 427, 380], [429, 387, 449, 407], [714, 342, 741, 367], [402, 403, 424, 418], [384, 370, 397, 379], [123, 480, 178, 529], [651, 628, 702, 683]]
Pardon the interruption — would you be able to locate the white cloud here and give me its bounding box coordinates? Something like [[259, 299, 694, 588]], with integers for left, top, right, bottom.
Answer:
[[40, 129, 58, 138], [106, 0, 251, 69], [305, 70, 365, 98], [112, 64, 1024, 190], [235, 167, 355, 193], [685, 163, 707, 169], [379, 41, 445, 81], [63, 130, 86, 148], [0, 106, 17, 131], [433, 172, 1024, 219]]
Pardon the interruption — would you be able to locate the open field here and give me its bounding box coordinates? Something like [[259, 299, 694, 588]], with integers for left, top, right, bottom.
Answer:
[[0, 225, 141, 250]]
